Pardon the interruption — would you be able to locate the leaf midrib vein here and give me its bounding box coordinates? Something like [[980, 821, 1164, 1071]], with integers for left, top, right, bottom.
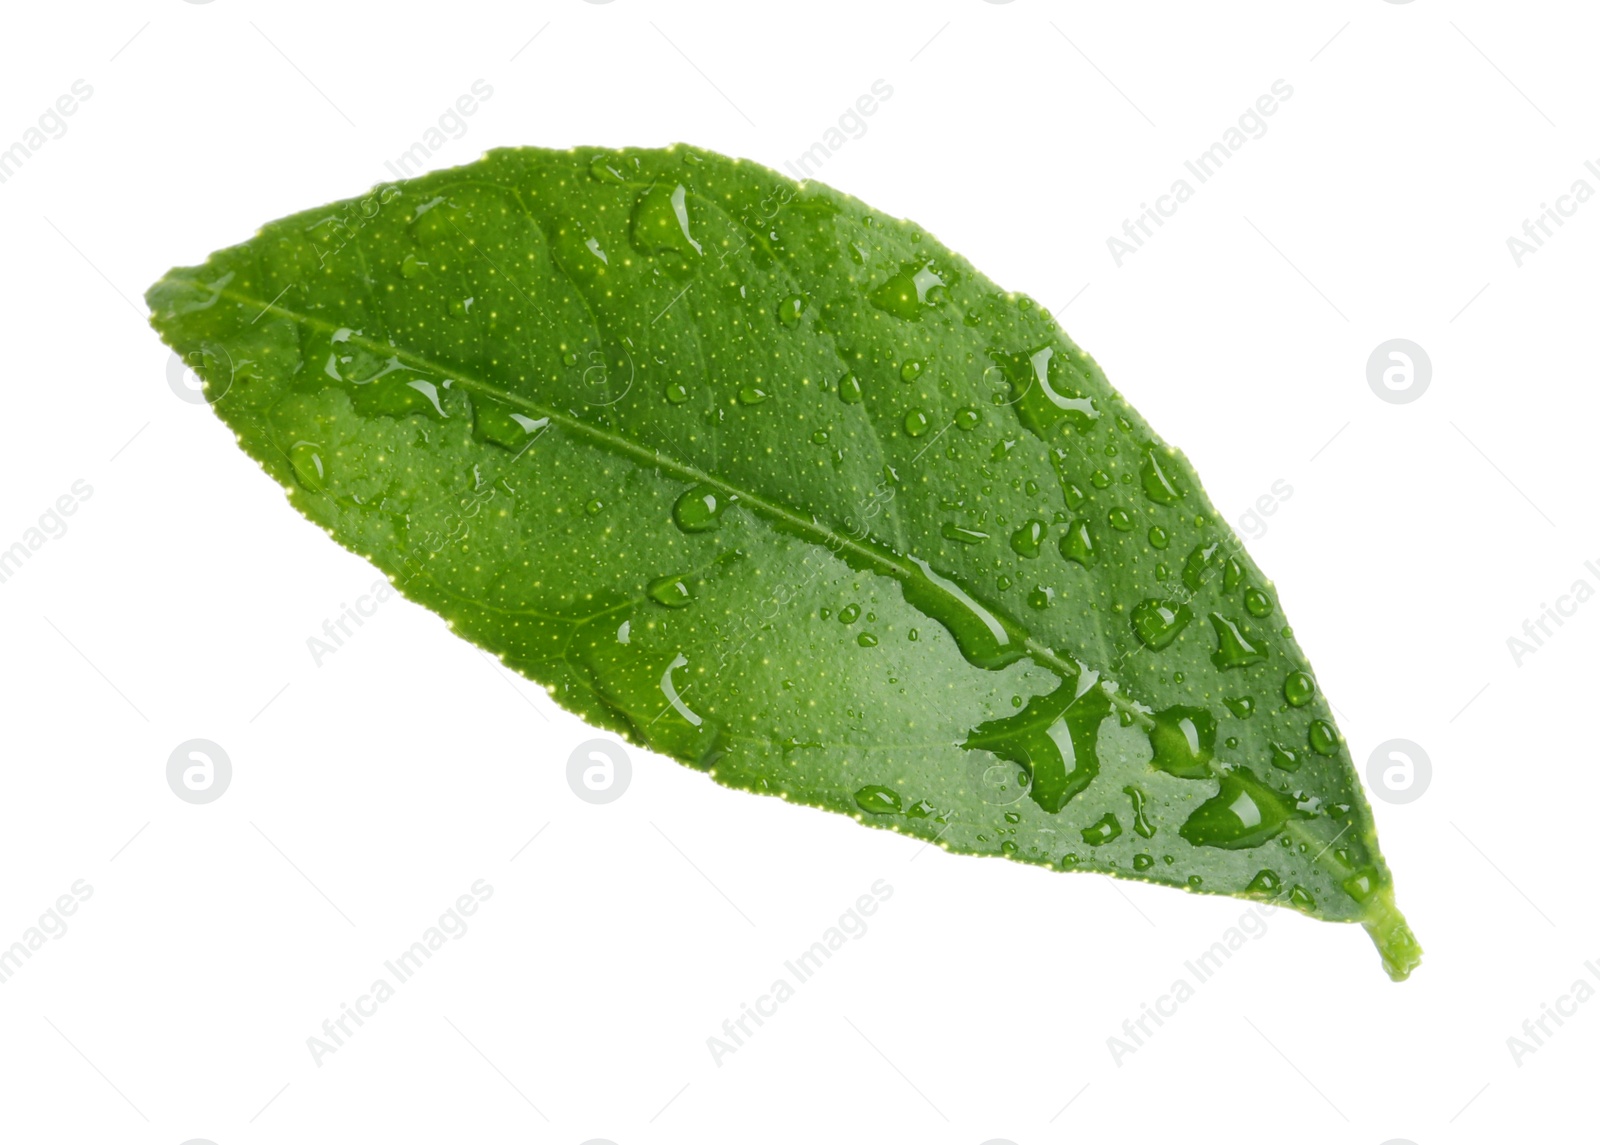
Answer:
[[213, 285, 1085, 686]]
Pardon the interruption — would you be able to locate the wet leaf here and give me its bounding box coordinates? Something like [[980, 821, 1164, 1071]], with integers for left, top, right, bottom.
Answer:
[[146, 146, 1420, 979]]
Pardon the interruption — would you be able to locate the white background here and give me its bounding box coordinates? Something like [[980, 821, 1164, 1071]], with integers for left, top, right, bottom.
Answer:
[[0, 1, 1594, 1142]]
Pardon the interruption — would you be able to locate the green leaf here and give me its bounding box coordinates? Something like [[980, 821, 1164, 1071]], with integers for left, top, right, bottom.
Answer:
[[146, 145, 1420, 980]]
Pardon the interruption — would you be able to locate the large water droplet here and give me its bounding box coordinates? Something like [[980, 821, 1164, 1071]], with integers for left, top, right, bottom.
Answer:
[[647, 575, 694, 608], [672, 484, 728, 532], [1081, 812, 1122, 846], [1283, 670, 1316, 707], [1182, 540, 1224, 592], [1147, 705, 1216, 778], [1140, 449, 1185, 504], [1131, 599, 1193, 649], [1246, 869, 1282, 896], [869, 259, 948, 320], [1009, 519, 1046, 558], [941, 523, 988, 544], [1179, 775, 1290, 849], [1244, 587, 1274, 617], [631, 182, 703, 261], [1342, 868, 1378, 902], [289, 442, 326, 492], [472, 397, 549, 449], [1209, 613, 1267, 669], [855, 785, 902, 815], [1224, 696, 1255, 719], [1060, 518, 1096, 566], [991, 344, 1099, 439], [1308, 719, 1341, 756], [965, 675, 1109, 814], [876, 553, 1026, 670], [1124, 784, 1156, 837]]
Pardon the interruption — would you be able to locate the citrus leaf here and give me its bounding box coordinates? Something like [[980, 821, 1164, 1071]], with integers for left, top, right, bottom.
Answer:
[[146, 145, 1420, 979]]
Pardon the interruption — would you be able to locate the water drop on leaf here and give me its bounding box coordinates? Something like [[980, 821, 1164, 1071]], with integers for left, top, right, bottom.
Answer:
[[1009, 519, 1046, 558], [855, 785, 902, 814], [1141, 449, 1184, 504], [1132, 599, 1192, 649], [1308, 719, 1341, 756], [1247, 869, 1282, 896], [647, 575, 694, 608], [1082, 813, 1122, 846], [1147, 706, 1217, 778], [1180, 775, 1290, 849], [288, 442, 326, 491], [1060, 518, 1096, 567], [1209, 613, 1267, 669], [941, 523, 988, 544], [631, 182, 703, 260], [1244, 587, 1274, 617], [1283, 670, 1316, 707], [672, 484, 728, 533]]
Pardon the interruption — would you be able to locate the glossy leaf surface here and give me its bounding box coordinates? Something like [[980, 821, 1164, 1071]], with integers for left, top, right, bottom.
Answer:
[[147, 145, 1420, 979]]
